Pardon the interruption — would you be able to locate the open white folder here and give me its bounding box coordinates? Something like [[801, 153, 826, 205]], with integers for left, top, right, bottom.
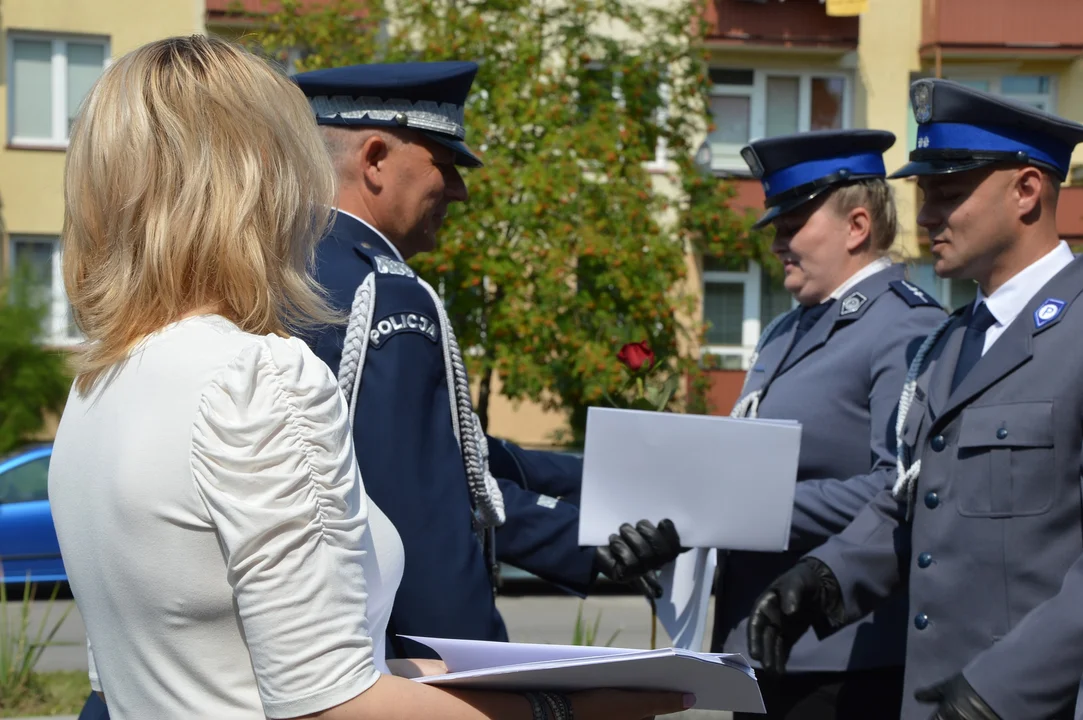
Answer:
[[404, 635, 765, 713]]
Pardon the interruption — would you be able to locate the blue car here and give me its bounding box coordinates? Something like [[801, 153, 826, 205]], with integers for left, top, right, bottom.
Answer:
[[0, 444, 65, 585]]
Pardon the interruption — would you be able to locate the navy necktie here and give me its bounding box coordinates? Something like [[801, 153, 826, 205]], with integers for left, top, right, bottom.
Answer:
[[793, 299, 836, 346], [951, 302, 996, 393]]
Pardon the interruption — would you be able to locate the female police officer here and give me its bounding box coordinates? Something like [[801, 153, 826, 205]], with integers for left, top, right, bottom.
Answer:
[[711, 129, 946, 720]]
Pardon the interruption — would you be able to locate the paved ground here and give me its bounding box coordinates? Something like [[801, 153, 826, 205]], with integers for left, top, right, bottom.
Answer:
[[17, 591, 734, 719]]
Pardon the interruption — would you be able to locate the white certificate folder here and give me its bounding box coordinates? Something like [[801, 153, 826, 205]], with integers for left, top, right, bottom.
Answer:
[[406, 635, 765, 713], [577, 407, 802, 551]]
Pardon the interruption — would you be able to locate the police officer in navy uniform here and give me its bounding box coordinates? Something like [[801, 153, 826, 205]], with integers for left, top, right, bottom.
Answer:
[[291, 62, 683, 658], [748, 79, 1083, 720], [712, 129, 946, 720]]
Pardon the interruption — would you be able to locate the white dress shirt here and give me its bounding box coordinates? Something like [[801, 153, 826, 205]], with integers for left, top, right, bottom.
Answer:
[[974, 240, 1075, 354], [829, 256, 893, 301], [335, 208, 406, 262]]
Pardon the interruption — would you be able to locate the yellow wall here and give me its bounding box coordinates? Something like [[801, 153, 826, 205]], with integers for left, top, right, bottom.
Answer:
[[0, 1, 204, 252], [856, 0, 923, 258]]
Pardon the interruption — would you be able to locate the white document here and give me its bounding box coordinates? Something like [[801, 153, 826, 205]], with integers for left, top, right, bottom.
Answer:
[[657, 547, 717, 651], [404, 635, 764, 714], [577, 407, 802, 551]]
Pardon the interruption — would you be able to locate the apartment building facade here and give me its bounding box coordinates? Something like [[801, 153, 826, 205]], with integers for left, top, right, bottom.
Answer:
[[2, 0, 205, 347], [5, 1, 1083, 444]]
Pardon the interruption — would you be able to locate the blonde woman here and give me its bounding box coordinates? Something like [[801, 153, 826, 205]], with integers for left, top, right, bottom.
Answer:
[[49, 35, 690, 720]]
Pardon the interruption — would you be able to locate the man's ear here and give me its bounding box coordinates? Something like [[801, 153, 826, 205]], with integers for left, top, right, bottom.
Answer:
[[1014, 166, 1044, 219], [360, 133, 391, 190]]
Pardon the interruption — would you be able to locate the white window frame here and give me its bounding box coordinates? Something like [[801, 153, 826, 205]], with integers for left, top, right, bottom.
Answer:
[[7, 32, 111, 149], [7, 235, 81, 346], [707, 68, 854, 173], [702, 260, 798, 370]]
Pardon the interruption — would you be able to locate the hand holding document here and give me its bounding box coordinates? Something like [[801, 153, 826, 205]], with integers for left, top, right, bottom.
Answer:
[[576, 407, 802, 650], [577, 407, 802, 551], [404, 635, 765, 713]]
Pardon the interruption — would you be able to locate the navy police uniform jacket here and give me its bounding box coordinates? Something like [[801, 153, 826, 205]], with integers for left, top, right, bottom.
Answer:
[[810, 254, 1083, 719], [308, 212, 597, 654], [714, 263, 946, 673]]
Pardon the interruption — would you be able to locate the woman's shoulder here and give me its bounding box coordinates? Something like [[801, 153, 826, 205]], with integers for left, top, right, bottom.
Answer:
[[135, 315, 341, 430]]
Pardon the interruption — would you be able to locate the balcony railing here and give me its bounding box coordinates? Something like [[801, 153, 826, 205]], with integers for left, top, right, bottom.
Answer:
[[922, 0, 1083, 56], [703, 0, 859, 50]]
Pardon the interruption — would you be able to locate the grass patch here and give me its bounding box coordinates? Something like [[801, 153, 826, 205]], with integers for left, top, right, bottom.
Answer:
[[0, 669, 89, 717]]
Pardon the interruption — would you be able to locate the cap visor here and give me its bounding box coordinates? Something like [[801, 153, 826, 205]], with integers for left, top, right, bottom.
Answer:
[[754, 187, 834, 229], [429, 134, 484, 168], [889, 158, 996, 179]]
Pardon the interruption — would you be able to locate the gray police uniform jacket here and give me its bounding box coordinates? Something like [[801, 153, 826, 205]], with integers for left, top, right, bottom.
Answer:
[[714, 263, 946, 673], [810, 255, 1083, 719]]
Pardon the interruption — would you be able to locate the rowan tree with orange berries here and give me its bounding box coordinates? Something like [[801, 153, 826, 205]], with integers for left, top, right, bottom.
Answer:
[[254, 0, 767, 441]]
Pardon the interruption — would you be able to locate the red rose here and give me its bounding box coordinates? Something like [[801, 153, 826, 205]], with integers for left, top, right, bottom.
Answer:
[[618, 341, 655, 372]]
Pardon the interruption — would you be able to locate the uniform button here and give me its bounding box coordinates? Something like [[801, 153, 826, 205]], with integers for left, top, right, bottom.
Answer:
[[924, 491, 939, 509], [996, 428, 1008, 440], [914, 613, 929, 630], [930, 435, 946, 452], [917, 552, 933, 568]]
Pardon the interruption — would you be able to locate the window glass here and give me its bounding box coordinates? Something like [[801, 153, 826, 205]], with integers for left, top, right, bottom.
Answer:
[[1001, 76, 1050, 95], [12, 39, 53, 139], [708, 95, 751, 145], [704, 282, 745, 345], [810, 77, 845, 131], [765, 77, 799, 138], [710, 68, 754, 86], [66, 42, 106, 135], [12, 239, 54, 310], [0, 456, 50, 504]]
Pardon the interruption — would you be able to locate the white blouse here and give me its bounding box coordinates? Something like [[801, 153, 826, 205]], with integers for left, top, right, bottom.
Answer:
[[48, 315, 404, 719]]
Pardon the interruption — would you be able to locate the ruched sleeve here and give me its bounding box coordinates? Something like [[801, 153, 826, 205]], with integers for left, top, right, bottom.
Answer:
[[191, 334, 380, 719]]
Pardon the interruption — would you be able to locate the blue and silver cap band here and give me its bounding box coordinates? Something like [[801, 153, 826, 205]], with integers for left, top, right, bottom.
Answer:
[[308, 95, 467, 139], [761, 151, 887, 203], [914, 121, 1073, 175]]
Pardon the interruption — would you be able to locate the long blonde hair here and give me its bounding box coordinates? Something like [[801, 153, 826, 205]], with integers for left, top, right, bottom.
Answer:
[[62, 35, 338, 393]]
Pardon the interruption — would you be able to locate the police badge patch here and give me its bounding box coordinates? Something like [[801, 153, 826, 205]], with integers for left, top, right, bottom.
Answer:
[[374, 255, 416, 278], [369, 312, 439, 348], [840, 291, 867, 316], [1034, 298, 1065, 329]]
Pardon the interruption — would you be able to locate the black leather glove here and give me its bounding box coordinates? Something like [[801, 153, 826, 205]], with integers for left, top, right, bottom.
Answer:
[[915, 673, 1001, 720], [747, 557, 845, 674], [594, 519, 684, 599]]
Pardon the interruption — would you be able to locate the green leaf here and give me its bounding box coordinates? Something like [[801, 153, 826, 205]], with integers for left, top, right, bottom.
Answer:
[[655, 374, 680, 411]]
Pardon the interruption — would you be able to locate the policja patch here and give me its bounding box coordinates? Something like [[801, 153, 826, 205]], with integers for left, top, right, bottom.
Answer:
[[369, 312, 439, 348]]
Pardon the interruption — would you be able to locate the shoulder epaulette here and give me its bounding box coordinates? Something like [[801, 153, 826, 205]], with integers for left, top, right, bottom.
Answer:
[[889, 280, 942, 309], [372, 255, 416, 279]]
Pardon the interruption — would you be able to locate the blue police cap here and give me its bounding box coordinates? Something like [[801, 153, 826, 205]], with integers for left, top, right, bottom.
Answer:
[[892, 78, 1083, 180], [741, 129, 895, 229], [293, 61, 483, 168]]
